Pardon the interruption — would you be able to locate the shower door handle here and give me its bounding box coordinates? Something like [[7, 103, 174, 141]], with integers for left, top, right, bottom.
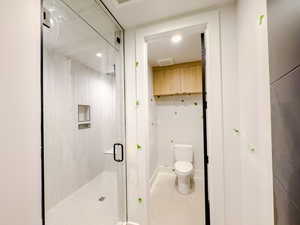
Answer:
[[113, 143, 124, 162]]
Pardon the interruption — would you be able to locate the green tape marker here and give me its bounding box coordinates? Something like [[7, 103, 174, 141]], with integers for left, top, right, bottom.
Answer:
[[259, 15, 265, 25]]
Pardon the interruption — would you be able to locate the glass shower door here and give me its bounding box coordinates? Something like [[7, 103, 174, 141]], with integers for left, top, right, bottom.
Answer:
[[42, 0, 126, 225]]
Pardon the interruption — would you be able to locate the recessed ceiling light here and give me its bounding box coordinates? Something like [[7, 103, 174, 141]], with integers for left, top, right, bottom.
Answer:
[[96, 52, 103, 58], [171, 34, 182, 43]]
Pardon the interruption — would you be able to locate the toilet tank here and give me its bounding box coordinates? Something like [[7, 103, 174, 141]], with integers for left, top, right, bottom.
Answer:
[[173, 144, 193, 162]]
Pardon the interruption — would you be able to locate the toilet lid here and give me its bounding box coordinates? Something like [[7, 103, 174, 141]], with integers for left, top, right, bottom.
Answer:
[[175, 161, 193, 173]]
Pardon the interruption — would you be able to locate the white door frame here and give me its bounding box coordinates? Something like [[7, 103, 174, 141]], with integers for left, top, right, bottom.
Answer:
[[132, 10, 224, 225]]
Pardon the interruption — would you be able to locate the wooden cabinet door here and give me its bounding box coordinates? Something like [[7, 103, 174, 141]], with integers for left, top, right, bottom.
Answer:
[[164, 67, 181, 95], [180, 62, 202, 94], [153, 61, 202, 96], [153, 69, 166, 96], [153, 67, 181, 95]]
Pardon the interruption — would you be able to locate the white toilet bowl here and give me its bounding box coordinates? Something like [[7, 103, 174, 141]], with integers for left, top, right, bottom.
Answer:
[[173, 144, 194, 194], [174, 161, 193, 194]]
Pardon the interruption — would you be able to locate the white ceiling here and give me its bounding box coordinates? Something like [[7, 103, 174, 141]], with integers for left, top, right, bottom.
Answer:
[[43, 0, 229, 71], [148, 32, 202, 67], [101, 0, 234, 28]]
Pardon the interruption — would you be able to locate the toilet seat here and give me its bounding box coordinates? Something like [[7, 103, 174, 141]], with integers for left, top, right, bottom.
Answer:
[[174, 161, 193, 176]]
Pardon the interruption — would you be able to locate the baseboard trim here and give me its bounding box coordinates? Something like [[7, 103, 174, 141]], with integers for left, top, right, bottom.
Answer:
[[149, 165, 204, 184]]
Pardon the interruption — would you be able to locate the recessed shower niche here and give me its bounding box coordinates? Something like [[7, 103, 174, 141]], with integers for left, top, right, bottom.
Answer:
[[78, 105, 91, 129]]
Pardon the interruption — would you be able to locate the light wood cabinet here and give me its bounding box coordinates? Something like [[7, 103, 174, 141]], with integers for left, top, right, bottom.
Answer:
[[152, 61, 202, 96], [153, 66, 181, 95], [180, 62, 202, 94]]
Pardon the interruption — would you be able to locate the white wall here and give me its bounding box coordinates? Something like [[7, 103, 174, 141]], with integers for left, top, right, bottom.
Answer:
[[0, 1, 41, 225], [44, 49, 116, 210], [125, 4, 241, 225], [154, 95, 203, 174], [219, 5, 242, 225], [237, 0, 274, 225]]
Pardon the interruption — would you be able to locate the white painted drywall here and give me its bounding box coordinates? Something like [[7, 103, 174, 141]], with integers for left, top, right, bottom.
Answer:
[[125, 4, 241, 225], [0, 1, 42, 225], [43, 49, 116, 210], [237, 0, 274, 225], [219, 5, 242, 225]]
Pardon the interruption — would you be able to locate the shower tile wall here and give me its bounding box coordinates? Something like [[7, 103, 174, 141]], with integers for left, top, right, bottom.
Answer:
[[44, 49, 116, 210], [267, 0, 300, 224]]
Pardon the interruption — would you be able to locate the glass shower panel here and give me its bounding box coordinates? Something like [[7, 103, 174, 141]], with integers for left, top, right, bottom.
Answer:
[[42, 0, 126, 225]]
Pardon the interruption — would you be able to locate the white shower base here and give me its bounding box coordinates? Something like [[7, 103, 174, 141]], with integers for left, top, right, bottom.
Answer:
[[46, 171, 120, 225]]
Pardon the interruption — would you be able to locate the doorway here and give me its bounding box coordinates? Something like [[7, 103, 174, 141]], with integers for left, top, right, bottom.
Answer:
[[145, 29, 209, 225], [41, 0, 127, 225], [129, 13, 225, 223]]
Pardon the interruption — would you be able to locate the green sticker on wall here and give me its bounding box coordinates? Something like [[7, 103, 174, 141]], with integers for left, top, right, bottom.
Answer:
[[136, 144, 142, 150], [138, 198, 143, 203], [259, 15, 265, 25]]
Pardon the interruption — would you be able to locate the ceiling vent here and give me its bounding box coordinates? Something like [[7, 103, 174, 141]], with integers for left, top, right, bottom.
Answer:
[[157, 58, 174, 67]]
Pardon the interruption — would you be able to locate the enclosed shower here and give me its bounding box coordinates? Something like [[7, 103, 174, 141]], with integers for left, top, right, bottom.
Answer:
[[42, 0, 127, 225]]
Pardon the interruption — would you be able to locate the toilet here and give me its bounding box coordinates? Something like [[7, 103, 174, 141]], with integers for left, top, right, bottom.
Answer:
[[173, 144, 194, 194]]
